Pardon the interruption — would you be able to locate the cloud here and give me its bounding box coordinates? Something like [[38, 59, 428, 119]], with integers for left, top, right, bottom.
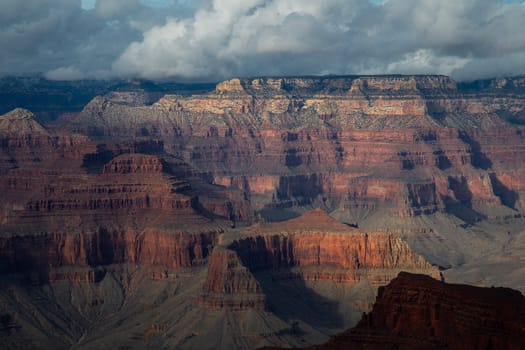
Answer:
[[45, 66, 89, 80], [0, 0, 139, 79], [0, 0, 197, 79], [95, 0, 142, 18], [113, 0, 373, 79], [113, 0, 525, 81], [1, 0, 525, 81]]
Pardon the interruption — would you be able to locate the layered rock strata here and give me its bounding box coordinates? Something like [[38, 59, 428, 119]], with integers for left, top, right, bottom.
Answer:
[[61, 76, 525, 227], [198, 210, 438, 310], [0, 230, 218, 274], [1, 75, 524, 349], [231, 210, 438, 282], [0, 152, 223, 277], [0, 113, 227, 278], [0, 108, 89, 173]]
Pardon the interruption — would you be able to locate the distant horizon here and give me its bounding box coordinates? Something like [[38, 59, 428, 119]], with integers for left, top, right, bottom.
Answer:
[[1, 72, 524, 85]]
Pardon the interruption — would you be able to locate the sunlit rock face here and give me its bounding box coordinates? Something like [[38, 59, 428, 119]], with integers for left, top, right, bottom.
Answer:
[[197, 209, 438, 311]]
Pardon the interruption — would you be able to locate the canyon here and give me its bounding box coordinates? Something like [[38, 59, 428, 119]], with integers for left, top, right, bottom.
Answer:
[[0, 75, 524, 349]]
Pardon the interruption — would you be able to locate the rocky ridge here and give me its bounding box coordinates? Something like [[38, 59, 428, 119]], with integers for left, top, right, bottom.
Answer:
[[0, 108, 49, 135], [263, 272, 525, 350]]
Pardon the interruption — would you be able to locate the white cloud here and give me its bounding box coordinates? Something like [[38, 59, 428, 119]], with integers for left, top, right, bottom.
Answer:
[[113, 0, 368, 79], [1, 0, 525, 81], [113, 0, 525, 81]]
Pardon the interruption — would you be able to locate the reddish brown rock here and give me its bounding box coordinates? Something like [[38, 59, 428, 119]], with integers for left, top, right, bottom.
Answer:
[[102, 153, 165, 174], [1, 73, 524, 348], [197, 210, 437, 311], [0, 142, 226, 276], [60, 76, 525, 225], [0, 229, 218, 273], [196, 247, 266, 310], [0, 108, 90, 173], [268, 272, 525, 350], [229, 209, 437, 280]]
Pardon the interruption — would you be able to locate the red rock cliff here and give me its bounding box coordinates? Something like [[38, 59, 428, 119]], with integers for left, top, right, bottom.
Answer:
[[229, 210, 437, 281], [197, 210, 437, 311], [0, 229, 218, 273], [282, 272, 525, 350]]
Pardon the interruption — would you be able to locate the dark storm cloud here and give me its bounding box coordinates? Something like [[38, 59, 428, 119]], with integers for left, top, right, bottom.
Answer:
[[1, 0, 524, 81], [0, 0, 199, 79], [1, 0, 129, 78]]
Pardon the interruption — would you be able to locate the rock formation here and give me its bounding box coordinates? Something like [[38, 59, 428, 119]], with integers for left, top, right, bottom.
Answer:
[[263, 272, 525, 350], [0, 114, 227, 277], [0, 229, 218, 274], [196, 209, 438, 313], [60, 75, 525, 230], [230, 209, 437, 279], [196, 247, 267, 310]]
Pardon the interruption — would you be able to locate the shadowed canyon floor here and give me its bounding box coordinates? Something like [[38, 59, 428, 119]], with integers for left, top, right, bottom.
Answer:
[[1, 75, 525, 349]]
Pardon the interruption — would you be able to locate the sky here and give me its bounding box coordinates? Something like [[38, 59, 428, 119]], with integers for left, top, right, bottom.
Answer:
[[1, 0, 524, 82]]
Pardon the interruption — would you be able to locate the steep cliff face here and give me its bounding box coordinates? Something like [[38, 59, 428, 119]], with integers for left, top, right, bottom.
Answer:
[[70, 75, 525, 136], [228, 210, 438, 283], [0, 229, 218, 274], [353, 272, 525, 349], [231, 232, 433, 274], [273, 272, 525, 350]]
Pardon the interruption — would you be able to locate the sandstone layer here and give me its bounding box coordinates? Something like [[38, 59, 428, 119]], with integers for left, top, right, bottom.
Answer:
[[230, 209, 436, 280]]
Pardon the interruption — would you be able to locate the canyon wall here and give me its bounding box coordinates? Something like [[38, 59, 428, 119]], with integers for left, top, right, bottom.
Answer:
[[2, 75, 524, 283], [0, 117, 225, 278], [230, 232, 433, 274], [60, 76, 525, 227], [0, 229, 218, 273], [197, 210, 438, 311]]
